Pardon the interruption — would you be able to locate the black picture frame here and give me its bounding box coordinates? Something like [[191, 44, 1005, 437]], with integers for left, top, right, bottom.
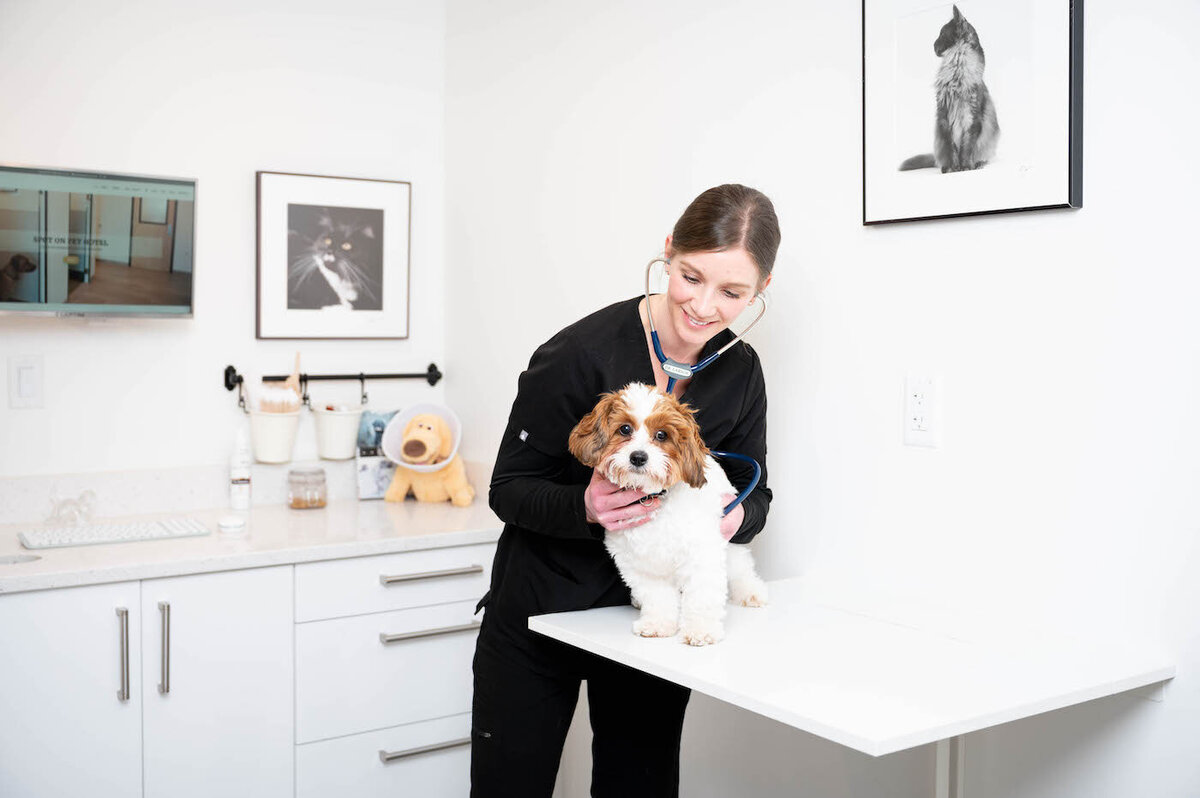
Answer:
[[256, 171, 412, 340], [862, 0, 1083, 225]]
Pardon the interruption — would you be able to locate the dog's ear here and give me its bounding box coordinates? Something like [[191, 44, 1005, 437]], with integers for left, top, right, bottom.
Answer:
[[677, 419, 709, 489], [434, 415, 454, 459], [668, 398, 708, 489], [568, 392, 616, 467]]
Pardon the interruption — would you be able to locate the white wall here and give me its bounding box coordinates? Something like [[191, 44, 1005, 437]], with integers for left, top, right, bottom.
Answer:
[[0, 0, 448, 479], [446, 2, 1200, 797], [3, 1, 1198, 794]]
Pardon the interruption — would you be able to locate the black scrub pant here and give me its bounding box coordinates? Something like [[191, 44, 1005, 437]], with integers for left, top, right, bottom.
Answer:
[[470, 612, 691, 798]]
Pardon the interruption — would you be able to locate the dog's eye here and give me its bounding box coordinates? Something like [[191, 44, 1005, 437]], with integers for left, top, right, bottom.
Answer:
[[654, 430, 668, 442], [618, 424, 632, 436]]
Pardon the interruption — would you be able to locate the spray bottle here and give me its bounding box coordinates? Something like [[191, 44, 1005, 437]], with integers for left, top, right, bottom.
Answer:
[[229, 427, 253, 511]]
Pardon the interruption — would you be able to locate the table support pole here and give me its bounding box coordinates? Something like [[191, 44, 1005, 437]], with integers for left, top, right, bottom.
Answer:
[[935, 736, 965, 798]]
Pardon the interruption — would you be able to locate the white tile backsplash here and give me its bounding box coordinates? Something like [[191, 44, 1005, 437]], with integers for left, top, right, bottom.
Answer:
[[0, 460, 492, 525]]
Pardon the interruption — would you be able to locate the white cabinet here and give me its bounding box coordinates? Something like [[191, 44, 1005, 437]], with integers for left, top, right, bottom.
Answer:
[[297, 713, 472, 798], [0, 581, 143, 798], [0, 566, 293, 798], [0, 538, 494, 797], [141, 566, 293, 797], [297, 599, 479, 742], [295, 543, 493, 796]]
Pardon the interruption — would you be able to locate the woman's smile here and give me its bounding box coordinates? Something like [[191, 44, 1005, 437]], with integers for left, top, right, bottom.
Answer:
[[656, 244, 765, 359], [682, 309, 717, 328]]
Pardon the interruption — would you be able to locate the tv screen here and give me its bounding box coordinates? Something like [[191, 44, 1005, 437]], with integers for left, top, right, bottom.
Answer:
[[0, 165, 195, 316]]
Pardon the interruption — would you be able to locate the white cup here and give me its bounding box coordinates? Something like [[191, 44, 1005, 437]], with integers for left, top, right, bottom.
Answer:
[[313, 405, 365, 460], [248, 411, 301, 464]]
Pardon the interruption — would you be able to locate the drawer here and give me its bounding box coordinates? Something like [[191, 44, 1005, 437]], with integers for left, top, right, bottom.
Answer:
[[295, 543, 494, 622], [297, 713, 472, 798], [296, 600, 479, 743]]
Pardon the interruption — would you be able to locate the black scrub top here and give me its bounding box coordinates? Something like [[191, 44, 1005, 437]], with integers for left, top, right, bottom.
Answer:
[[479, 296, 771, 639]]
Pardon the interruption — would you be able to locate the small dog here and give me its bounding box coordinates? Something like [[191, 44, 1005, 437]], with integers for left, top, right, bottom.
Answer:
[[0, 254, 37, 302], [568, 383, 768, 646]]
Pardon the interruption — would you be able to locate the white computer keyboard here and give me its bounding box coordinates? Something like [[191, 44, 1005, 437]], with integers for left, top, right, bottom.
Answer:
[[18, 518, 211, 550]]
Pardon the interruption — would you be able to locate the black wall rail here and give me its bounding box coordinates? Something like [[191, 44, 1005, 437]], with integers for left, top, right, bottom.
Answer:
[[224, 363, 443, 412]]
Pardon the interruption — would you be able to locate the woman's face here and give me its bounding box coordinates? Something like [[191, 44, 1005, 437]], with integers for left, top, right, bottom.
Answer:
[[662, 239, 769, 350]]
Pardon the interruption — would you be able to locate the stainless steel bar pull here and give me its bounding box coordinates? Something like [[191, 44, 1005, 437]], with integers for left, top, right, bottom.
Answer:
[[379, 565, 483, 586], [379, 621, 482, 645], [158, 601, 171, 694], [116, 607, 130, 702], [378, 737, 471, 764]]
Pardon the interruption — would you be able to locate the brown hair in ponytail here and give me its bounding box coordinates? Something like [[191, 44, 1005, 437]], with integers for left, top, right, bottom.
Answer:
[[669, 184, 781, 289]]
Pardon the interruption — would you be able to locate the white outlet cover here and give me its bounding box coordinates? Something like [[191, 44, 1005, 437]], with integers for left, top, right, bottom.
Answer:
[[904, 374, 938, 448]]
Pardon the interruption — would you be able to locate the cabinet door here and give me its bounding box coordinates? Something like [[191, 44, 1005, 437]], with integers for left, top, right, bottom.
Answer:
[[141, 566, 293, 798], [0, 581, 142, 798]]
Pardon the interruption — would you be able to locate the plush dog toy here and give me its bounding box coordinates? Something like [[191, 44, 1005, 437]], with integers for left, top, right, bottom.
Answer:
[[384, 412, 475, 507]]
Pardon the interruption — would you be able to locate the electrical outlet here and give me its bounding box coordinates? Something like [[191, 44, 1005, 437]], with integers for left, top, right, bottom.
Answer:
[[8, 355, 44, 409], [904, 374, 938, 448]]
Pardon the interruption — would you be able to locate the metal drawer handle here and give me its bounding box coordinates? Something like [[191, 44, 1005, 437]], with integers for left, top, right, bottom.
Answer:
[[379, 564, 483, 586], [158, 601, 170, 694], [379, 737, 471, 764], [116, 607, 130, 702], [380, 621, 482, 645]]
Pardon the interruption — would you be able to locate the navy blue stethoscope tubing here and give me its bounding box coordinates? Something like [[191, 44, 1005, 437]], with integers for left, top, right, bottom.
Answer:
[[643, 256, 765, 517], [650, 330, 720, 394], [711, 450, 761, 517]]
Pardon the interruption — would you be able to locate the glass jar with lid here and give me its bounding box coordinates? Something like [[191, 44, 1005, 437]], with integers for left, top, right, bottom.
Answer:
[[287, 467, 327, 509]]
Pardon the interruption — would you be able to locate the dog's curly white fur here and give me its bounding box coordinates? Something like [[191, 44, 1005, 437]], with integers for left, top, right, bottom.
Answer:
[[568, 383, 768, 646]]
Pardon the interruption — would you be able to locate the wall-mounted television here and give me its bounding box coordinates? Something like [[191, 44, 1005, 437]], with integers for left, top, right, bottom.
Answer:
[[0, 164, 195, 317]]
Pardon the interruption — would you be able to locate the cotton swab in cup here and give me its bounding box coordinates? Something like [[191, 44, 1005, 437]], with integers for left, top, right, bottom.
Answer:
[[258, 354, 303, 413], [258, 384, 301, 413]]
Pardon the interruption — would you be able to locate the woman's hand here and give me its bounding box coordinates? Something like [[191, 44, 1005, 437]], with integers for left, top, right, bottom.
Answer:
[[719, 494, 743, 541], [584, 469, 660, 531]]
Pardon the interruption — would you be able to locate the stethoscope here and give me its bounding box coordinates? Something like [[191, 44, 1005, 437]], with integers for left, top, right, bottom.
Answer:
[[642, 256, 765, 517], [644, 256, 768, 394]]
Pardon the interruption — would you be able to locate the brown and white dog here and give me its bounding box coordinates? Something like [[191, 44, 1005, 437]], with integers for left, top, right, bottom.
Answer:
[[569, 383, 768, 646], [0, 254, 37, 302]]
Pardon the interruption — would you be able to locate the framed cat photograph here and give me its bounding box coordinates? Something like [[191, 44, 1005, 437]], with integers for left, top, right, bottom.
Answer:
[[862, 0, 1084, 224], [256, 171, 411, 338]]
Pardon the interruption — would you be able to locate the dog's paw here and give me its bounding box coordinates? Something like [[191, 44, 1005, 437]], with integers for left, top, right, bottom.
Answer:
[[680, 624, 724, 647], [633, 616, 678, 638], [730, 579, 769, 608]]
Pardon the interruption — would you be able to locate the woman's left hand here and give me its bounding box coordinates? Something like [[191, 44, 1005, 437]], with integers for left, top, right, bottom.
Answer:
[[719, 494, 743, 541]]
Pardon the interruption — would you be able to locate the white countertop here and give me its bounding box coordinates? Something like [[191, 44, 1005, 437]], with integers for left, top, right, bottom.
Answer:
[[529, 577, 1176, 757], [0, 499, 503, 594]]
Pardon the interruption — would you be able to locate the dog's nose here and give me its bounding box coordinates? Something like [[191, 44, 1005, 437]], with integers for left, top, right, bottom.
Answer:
[[404, 440, 427, 458], [629, 450, 648, 468]]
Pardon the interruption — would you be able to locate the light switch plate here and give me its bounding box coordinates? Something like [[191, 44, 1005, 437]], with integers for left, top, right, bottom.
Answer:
[[8, 355, 44, 409]]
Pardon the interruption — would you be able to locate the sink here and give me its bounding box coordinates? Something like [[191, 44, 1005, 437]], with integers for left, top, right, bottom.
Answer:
[[0, 554, 41, 564]]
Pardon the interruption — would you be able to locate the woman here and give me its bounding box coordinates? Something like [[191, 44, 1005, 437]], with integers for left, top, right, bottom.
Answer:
[[471, 184, 780, 797]]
